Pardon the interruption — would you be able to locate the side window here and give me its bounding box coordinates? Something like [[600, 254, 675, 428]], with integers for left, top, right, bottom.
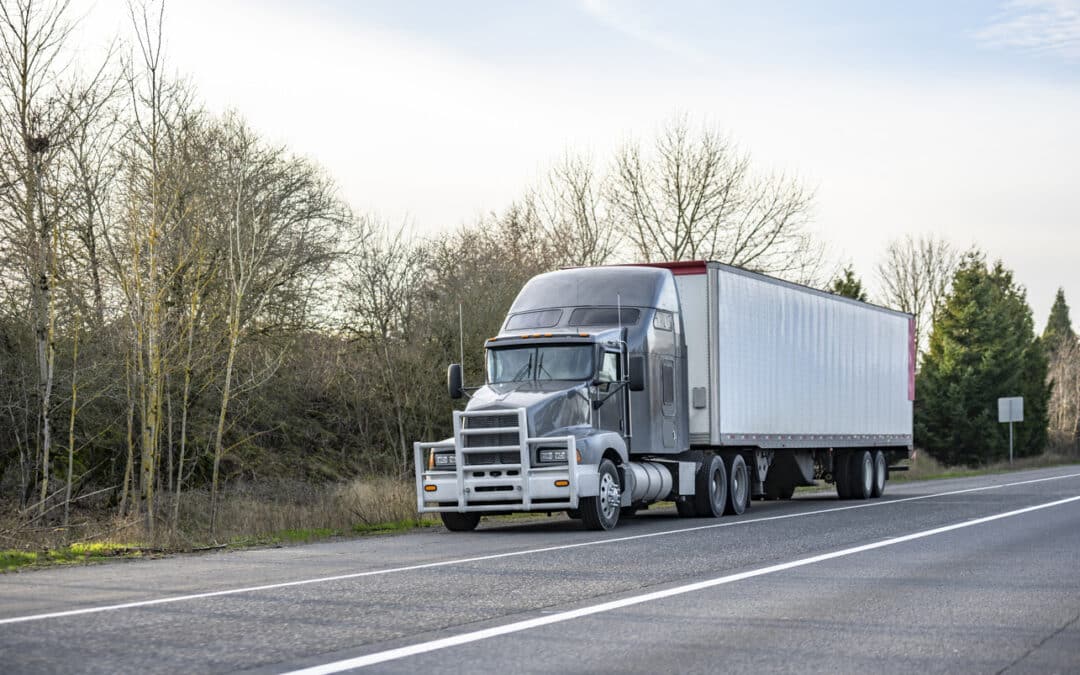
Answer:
[[653, 310, 674, 331], [598, 352, 619, 389], [661, 361, 674, 405]]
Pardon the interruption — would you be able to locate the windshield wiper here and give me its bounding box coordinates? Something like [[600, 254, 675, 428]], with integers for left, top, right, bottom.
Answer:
[[511, 355, 533, 382], [536, 352, 553, 381]]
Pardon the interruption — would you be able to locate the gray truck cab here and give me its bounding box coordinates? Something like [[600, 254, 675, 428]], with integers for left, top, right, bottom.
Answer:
[[415, 266, 693, 531]]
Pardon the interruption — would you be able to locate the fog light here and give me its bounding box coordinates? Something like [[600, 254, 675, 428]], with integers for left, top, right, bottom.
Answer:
[[554, 479, 570, 487], [424, 485, 437, 492]]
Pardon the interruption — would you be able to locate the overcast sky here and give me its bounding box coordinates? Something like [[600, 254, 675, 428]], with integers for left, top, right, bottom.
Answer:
[[73, 0, 1079, 328]]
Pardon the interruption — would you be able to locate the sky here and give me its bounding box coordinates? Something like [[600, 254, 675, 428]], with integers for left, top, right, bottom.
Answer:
[[71, 0, 1080, 328]]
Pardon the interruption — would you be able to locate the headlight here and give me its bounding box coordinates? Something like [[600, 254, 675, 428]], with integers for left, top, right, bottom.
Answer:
[[538, 448, 568, 463], [434, 453, 456, 467]]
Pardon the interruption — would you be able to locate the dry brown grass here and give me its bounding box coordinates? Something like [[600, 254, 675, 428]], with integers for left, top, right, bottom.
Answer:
[[1, 477, 424, 558]]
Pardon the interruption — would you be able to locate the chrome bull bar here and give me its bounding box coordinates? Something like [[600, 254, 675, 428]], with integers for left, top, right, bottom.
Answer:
[[414, 408, 579, 513]]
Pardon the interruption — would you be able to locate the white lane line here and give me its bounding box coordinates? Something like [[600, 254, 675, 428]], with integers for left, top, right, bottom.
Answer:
[[1, 470, 1078, 627], [284, 494, 1080, 674]]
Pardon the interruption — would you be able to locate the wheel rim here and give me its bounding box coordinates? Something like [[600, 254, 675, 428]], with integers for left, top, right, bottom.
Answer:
[[875, 454, 886, 490], [600, 471, 620, 521], [862, 453, 873, 493], [711, 468, 724, 510], [732, 464, 747, 507]]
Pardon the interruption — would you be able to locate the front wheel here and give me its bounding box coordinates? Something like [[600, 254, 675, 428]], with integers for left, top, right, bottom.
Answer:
[[580, 459, 621, 530], [441, 511, 481, 532]]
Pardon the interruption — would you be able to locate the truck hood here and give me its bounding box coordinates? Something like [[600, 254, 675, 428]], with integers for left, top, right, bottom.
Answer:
[[466, 381, 590, 437]]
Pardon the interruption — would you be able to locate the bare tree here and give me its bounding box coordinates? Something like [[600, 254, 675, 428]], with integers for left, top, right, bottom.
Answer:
[[0, 0, 112, 511], [207, 114, 347, 533], [876, 234, 959, 358], [533, 152, 617, 266], [608, 115, 821, 281]]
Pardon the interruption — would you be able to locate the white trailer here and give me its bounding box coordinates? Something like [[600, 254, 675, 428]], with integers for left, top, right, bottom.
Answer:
[[671, 261, 914, 449]]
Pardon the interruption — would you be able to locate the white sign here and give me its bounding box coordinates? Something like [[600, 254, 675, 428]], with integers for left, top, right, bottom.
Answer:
[[998, 397, 1024, 423]]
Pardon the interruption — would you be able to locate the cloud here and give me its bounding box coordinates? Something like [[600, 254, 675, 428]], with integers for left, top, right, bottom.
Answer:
[[578, 0, 703, 61], [974, 0, 1080, 61]]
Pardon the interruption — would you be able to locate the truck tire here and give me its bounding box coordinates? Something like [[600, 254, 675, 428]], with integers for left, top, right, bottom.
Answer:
[[580, 459, 621, 530], [675, 499, 698, 517], [849, 450, 873, 500], [723, 453, 750, 516], [834, 452, 850, 500], [441, 511, 481, 532], [765, 481, 796, 500], [871, 450, 887, 498], [692, 454, 727, 518]]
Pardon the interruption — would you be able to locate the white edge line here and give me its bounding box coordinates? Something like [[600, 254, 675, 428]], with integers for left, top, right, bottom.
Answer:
[[1, 470, 1079, 627], [284, 493, 1080, 674]]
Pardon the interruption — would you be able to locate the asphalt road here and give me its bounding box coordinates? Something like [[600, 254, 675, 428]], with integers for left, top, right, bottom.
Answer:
[[2, 465, 1079, 674]]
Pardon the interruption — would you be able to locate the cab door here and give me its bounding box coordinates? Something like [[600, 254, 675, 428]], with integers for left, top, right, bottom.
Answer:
[[595, 349, 626, 437]]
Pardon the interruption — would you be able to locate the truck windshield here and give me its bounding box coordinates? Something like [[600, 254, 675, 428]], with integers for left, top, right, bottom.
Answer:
[[487, 345, 594, 383]]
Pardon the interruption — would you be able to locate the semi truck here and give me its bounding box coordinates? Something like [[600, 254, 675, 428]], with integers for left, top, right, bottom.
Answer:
[[414, 261, 914, 531]]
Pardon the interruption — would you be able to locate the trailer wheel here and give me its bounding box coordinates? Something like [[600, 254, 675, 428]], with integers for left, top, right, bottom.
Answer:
[[580, 459, 621, 530], [849, 450, 873, 500], [691, 454, 727, 518], [834, 452, 850, 500], [440, 511, 481, 532], [723, 454, 750, 515], [871, 450, 887, 498]]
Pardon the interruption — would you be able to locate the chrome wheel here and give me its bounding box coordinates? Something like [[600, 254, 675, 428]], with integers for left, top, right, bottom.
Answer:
[[600, 471, 621, 521]]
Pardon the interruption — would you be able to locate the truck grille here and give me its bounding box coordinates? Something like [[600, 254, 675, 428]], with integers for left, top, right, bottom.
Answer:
[[465, 451, 520, 466], [462, 413, 521, 449], [464, 414, 517, 429]]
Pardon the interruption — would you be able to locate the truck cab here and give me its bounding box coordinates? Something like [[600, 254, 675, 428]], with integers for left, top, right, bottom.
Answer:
[[415, 266, 693, 531]]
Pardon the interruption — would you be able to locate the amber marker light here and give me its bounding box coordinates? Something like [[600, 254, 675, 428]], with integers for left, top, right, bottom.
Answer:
[[424, 485, 437, 492], [554, 479, 570, 487], [579, 332, 589, 337]]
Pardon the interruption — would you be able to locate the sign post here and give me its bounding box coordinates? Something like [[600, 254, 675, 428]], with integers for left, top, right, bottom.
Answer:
[[997, 397, 1024, 464]]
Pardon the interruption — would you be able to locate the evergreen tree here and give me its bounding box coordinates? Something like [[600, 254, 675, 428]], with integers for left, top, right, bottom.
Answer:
[[830, 265, 868, 301], [915, 252, 1049, 465], [1043, 288, 1075, 350]]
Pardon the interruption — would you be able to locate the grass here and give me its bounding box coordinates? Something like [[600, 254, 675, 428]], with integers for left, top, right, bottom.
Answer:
[[1, 542, 145, 572]]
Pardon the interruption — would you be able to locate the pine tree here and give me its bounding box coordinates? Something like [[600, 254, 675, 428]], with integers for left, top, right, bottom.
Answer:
[[1043, 288, 1075, 350], [915, 252, 1049, 465], [830, 265, 868, 301]]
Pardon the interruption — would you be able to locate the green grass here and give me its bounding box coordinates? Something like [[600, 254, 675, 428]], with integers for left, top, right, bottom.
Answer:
[[353, 518, 435, 535], [1, 543, 144, 573]]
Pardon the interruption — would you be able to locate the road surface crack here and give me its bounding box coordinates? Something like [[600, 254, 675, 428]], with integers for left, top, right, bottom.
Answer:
[[996, 610, 1080, 674]]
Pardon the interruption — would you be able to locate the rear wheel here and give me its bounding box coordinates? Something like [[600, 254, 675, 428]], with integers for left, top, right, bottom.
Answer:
[[692, 453, 727, 518], [871, 450, 887, 498], [581, 459, 621, 530], [440, 511, 481, 532], [834, 452, 850, 500], [723, 454, 750, 515], [849, 450, 873, 500]]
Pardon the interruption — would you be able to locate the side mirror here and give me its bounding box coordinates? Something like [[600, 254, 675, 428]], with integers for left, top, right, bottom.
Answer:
[[447, 363, 464, 399], [628, 355, 646, 392]]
